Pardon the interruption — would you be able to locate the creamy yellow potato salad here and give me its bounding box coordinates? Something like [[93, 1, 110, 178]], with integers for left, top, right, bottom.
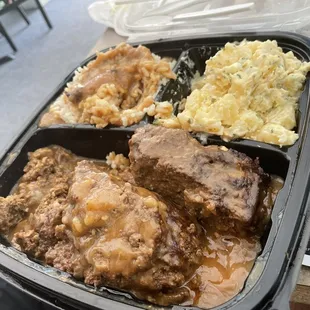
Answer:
[[157, 40, 310, 146]]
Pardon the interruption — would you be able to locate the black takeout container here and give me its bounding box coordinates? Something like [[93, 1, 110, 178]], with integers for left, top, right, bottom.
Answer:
[[1, 32, 310, 310]]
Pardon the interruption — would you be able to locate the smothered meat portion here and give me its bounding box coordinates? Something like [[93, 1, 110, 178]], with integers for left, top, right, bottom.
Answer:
[[9, 147, 79, 258], [129, 125, 268, 229], [0, 128, 282, 309], [58, 161, 202, 304], [40, 43, 176, 128], [4, 147, 202, 306], [1, 147, 78, 237]]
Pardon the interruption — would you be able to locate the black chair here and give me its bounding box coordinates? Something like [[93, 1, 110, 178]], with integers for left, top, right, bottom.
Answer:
[[0, 0, 52, 53]]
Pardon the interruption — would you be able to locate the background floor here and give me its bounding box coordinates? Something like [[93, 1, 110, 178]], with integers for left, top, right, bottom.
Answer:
[[0, 0, 104, 152]]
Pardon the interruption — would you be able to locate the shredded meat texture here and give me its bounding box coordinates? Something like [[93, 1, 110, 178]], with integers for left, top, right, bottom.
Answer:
[[40, 43, 176, 128], [129, 125, 268, 228], [7, 147, 79, 257], [0, 196, 28, 234], [12, 183, 69, 258]]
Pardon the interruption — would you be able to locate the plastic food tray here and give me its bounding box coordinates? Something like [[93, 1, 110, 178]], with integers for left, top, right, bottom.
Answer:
[[1, 31, 310, 310]]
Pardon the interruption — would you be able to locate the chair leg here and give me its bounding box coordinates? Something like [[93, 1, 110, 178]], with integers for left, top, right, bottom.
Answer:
[[0, 21, 17, 52], [33, 0, 52, 29], [17, 5, 30, 25]]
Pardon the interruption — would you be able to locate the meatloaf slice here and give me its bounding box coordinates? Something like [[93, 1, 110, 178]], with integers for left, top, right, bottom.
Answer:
[[129, 125, 268, 226]]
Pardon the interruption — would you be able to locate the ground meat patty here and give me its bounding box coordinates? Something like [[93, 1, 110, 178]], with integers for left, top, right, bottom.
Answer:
[[129, 125, 268, 226], [54, 160, 203, 305]]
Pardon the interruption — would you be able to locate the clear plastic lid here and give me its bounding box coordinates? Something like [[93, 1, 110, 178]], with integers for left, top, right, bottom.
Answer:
[[88, 0, 310, 43]]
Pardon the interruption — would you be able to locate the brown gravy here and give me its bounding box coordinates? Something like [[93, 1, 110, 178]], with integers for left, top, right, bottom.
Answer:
[[186, 176, 283, 309], [186, 231, 260, 308]]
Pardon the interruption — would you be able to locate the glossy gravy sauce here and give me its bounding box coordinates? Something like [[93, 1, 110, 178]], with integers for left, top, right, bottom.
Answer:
[[185, 176, 283, 309], [185, 231, 260, 308]]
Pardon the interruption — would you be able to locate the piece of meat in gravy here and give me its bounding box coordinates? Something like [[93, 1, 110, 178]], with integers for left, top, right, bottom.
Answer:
[[8, 146, 79, 258], [129, 125, 268, 229], [46, 160, 202, 305]]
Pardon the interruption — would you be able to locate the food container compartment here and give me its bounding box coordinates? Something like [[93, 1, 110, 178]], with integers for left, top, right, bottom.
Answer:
[[0, 32, 310, 310], [157, 40, 310, 143], [32, 46, 183, 131], [0, 125, 300, 310]]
